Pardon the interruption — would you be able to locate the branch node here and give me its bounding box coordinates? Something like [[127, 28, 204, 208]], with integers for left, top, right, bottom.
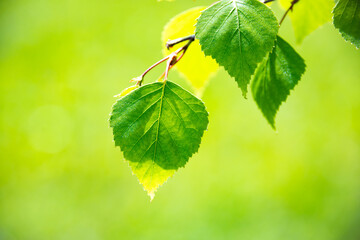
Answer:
[[133, 35, 196, 85], [166, 34, 195, 49]]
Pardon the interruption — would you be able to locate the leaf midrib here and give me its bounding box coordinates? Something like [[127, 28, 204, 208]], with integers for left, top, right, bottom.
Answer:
[[153, 81, 166, 163]]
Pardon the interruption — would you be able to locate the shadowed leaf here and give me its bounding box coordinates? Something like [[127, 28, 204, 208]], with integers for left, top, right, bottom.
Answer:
[[252, 36, 306, 128], [333, 0, 360, 49]]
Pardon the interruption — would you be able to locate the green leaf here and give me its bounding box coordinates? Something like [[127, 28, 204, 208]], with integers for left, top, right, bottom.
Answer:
[[333, 0, 360, 49], [195, 0, 279, 97], [252, 36, 306, 129], [110, 81, 209, 199], [279, 0, 334, 44]]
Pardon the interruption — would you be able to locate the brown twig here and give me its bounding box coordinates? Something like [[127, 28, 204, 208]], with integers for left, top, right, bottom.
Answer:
[[166, 35, 195, 49], [133, 35, 195, 86], [279, 0, 299, 26], [161, 37, 194, 80]]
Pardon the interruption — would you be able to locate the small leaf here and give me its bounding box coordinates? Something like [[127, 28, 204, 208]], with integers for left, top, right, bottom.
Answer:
[[279, 0, 334, 44], [196, 0, 279, 97], [114, 85, 139, 98], [162, 7, 219, 95], [110, 81, 209, 198], [333, 0, 360, 49], [252, 36, 306, 129]]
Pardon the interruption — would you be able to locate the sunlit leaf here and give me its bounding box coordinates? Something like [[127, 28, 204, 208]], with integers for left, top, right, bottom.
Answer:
[[114, 85, 139, 98], [252, 36, 306, 129], [333, 0, 360, 49], [110, 81, 209, 199], [162, 7, 219, 95], [279, 0, 334, 44], [196, 0, 279, 97]]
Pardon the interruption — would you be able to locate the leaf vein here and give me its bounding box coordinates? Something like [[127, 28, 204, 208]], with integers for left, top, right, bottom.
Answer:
[[121, 97, 162, 136], [165, 84, 203, 123]]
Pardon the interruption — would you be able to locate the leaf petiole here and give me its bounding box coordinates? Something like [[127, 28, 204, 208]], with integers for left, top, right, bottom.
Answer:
[[279, 0, 300, 26], [135, 36, 195, 85], [134, 57, 169, 86], [166, 34, 195, 49]]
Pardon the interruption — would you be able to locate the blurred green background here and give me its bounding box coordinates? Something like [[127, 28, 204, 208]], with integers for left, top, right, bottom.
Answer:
[[1, 0, 360, 239]]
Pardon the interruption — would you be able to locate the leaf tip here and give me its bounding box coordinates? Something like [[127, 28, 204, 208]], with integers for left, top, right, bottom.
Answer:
[[194, 89, 204, 98], [270, 122, 277, 131], [241, 89, 248, 99], [264, 115, 276, 130], [148, 191, 155, 202]]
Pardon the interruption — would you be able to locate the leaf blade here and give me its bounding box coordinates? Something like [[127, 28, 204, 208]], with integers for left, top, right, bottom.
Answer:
[[279, 0, 334, 44], [195, 0, 279, 97], [110, 81, 209, 198], [251, 36, 306, 128], [333, 0, 360, 49]]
